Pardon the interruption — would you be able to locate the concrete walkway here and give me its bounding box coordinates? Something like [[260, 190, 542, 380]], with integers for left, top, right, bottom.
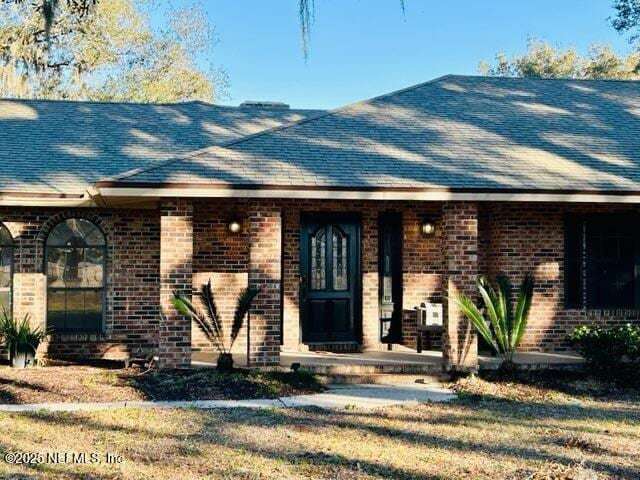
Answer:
[[0, 383, 454, 413]]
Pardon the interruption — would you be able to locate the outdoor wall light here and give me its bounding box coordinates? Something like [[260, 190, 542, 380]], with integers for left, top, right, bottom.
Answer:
[[421, 219, 436, 237], [228, 219, 242, 234]]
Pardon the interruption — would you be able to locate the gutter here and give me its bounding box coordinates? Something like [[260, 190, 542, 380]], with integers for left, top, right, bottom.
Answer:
[[5, 184, 640, 207], [95, 183, 640, 204], [0, 191, 97, 207]]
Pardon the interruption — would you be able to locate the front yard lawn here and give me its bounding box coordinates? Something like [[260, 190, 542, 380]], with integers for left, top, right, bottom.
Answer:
[[0, 372, 638, 479], [0, 362, 322, 404]]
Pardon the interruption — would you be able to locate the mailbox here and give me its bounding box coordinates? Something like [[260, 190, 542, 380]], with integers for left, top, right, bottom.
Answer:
[[415, 302, 443, 353], [417, 302, 443, 329]]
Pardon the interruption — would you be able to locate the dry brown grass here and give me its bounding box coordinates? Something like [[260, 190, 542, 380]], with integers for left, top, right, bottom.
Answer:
[[0, 375, 638, 479], [0, 363, 321, 404]]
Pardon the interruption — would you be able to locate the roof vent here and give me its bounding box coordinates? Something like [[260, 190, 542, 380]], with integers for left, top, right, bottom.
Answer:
[[240, 101, 290, 110]]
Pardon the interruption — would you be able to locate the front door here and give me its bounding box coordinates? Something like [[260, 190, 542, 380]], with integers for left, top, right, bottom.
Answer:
[[300, 215, 360, 343]]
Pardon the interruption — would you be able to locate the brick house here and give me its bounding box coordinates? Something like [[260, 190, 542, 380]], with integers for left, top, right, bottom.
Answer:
[[2, 75, 639, 370]]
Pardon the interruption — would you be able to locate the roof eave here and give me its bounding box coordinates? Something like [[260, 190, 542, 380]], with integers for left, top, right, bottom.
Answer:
[[0, 191, 95, 207], [95, 183, 640, 204]]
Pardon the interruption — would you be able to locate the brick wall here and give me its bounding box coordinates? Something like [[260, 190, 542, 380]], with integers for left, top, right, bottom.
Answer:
[[4, 199, 632, 364], [159, 199, 192, 368], [401, 203, 444, 350], [484, 202, 640, 351], [0, 206, 160, 360], [442, 202, 478, 369], [248, 203, 282, 366], [192, 200, 249, 355]]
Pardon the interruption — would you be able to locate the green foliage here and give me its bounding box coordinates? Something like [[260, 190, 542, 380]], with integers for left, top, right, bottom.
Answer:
[[0, 307, 48, 357], [172, 280, 260, 356], [480, 38, 640, 80], [569, 324, 640, 372], [0, 0, 226, 101], [612, 0, 640, 42], [454, 274, 534, 365]]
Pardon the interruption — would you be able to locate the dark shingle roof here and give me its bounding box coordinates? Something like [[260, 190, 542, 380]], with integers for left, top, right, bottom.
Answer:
[[0, 99, 321, 195], [114, 75, 640, 193]]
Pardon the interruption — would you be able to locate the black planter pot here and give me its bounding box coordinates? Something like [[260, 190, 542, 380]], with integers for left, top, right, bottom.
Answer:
[[11, 347, 36, 369], [216, 353, 234, 373]]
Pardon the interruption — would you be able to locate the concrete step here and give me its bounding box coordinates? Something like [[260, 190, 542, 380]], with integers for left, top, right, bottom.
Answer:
[[298, 363, 443, 376], [296, 362, 446, 385], [316, 373, 445, 385]]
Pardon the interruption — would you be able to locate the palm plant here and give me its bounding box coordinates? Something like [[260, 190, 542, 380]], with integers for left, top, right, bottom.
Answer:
[[172, 280, 260, 372], [0, 307, 49, 368], [454, 274, 534, 369]]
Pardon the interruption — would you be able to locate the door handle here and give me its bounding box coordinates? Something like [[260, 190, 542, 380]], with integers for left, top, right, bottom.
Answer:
[[300, 275, 308, 300]]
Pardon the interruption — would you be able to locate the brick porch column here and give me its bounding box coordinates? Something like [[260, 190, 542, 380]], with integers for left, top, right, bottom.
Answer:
[[159, 199, 193, 369], [248, 203, 282, 366], [361, 208, 382, 351], [442, 201, 478, 371]]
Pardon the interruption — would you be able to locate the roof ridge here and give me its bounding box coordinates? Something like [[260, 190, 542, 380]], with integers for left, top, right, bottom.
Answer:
[[102, 75, 453, 184], [189, 74, 456, 151], [107, 74, 456, 184], [0, 97, 215, 107], [0, 97, 324, 112], [447, 74, 640, 83]]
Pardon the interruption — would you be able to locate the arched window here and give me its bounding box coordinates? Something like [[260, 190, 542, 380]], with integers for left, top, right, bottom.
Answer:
[[0, 223, 13, 315], [46, 218, 106, 332]]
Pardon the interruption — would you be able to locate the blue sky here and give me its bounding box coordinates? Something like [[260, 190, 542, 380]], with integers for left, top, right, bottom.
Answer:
[[176, 1, 633, 109]]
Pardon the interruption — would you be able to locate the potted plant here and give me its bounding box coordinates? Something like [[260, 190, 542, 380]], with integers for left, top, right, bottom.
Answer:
[[172, 280, 260, 372], [0, 309, 49, 368], [454, 274, 534, 374]]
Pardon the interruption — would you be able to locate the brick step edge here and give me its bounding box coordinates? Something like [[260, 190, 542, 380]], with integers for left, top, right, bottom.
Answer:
[[298, 364, 443, 375], [316, 373, 445, 385]]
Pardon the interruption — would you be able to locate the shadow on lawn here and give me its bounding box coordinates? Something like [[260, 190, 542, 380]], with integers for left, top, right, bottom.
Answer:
[[6, 371, 640, 480], [9, 399, 639, 480], [0, 377, 53, 404], [0, 433, 117, 480], [195, 404, 639, 480], [478, 370, 640, 398]]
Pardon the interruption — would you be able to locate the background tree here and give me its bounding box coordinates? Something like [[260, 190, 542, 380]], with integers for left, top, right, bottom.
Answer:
[[0, 0, 226, 101], [612, 0, 640, 41], [8, 0, 406, 61], [480, 38, 640, 79]]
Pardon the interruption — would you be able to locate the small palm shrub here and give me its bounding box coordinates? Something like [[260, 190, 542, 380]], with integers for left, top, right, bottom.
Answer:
[[0, 308, 49, 368], [454, 274, 534, 370], [569, 324, 640, 373], [172, 280, 260, 372]]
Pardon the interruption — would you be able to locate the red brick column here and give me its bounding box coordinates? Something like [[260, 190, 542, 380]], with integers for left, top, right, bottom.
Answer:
[[443, 201, 478, 370], [361, 208, 382, 350], [159, 199, 193, 369], [248, 203, 282, 366]]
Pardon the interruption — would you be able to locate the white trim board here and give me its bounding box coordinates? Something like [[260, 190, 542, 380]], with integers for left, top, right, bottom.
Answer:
[[97, 187, 640, 204]]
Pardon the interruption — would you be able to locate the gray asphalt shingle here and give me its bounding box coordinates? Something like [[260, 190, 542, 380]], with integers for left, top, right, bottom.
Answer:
[[0, 99, 320, 195], [115, 75, 640, 193]]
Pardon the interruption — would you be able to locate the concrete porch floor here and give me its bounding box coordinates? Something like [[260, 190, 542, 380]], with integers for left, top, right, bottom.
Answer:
[[192, 348, 584, 373]]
